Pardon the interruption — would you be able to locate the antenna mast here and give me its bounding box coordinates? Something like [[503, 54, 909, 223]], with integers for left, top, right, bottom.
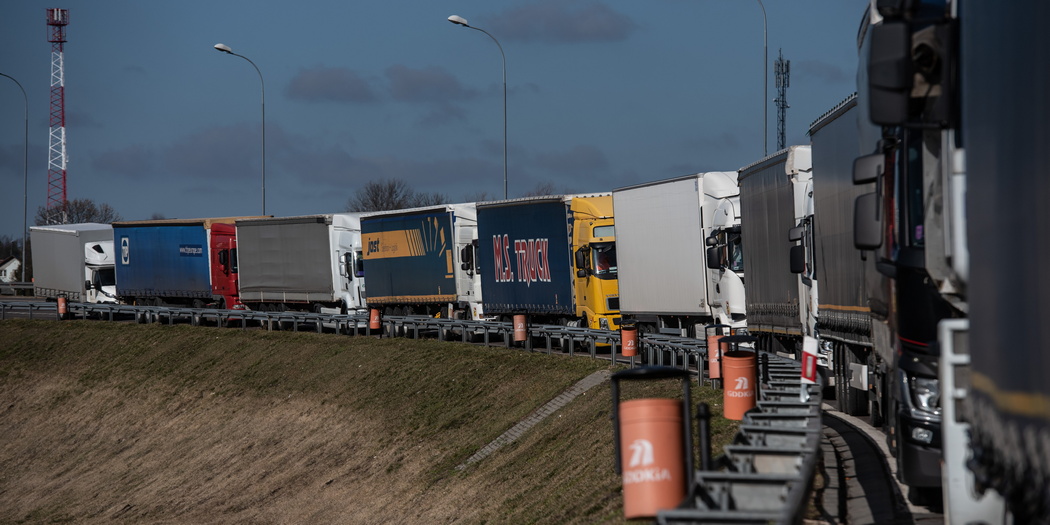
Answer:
[[774, 49, 790, 151], [46, 8, 69, 224]]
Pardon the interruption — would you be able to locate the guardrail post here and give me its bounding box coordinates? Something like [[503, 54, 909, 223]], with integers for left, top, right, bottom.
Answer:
[[696, 402, 712, 471]]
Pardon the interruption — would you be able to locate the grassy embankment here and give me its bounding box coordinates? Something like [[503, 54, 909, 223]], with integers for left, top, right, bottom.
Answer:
[[0, 320, 739, 524]]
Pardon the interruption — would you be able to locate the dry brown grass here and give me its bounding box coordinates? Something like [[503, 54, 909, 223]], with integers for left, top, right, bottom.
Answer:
[[0, 320, 738, 524]]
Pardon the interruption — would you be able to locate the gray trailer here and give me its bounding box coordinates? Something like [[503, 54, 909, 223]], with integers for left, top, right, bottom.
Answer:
[[235, 214, 365, 313], [30, 223, 117, 303], [808, 94, 883, 414], [737, 145, 814, 356]]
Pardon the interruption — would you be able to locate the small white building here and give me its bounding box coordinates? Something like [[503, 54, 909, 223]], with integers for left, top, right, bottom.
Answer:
[[0, 256, 21, 283]]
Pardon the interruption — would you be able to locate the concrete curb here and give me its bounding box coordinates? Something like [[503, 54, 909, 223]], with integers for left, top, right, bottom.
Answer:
[[456, 369, 611, 469]]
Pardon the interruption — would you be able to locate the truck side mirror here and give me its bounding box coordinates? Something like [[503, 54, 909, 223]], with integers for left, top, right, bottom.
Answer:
[[705, 234, 718, 247], [868, 20, 912, 126], [789, 245, 805, 274], [460, 244, 475, 273], [853, 153, 883, 185], [85, 280, 93, 291], [706, 246, 722, 270], [574, 248, 589, 271], [788, 226, 805, 242], [218, 250, 228, 267], [854, 192, 883, 250]]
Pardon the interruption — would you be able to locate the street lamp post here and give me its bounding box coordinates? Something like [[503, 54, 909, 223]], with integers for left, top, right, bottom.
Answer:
[[448, 15, 508, 200], [0, 72, 29, 282], [214, 43, 266, 215], [756, 0, 768, 156]]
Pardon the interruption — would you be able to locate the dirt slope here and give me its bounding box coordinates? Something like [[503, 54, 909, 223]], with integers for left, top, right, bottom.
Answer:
[[0, 320, 735, 524]]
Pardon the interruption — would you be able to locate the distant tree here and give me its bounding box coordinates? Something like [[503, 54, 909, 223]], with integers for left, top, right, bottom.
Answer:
[[34, 199, 123, 226], [346, 179, 449, 212], [521, 181, 559, 197], [150, 213, 167, 220], [413, 191, 450, 208], [463, 191, 496, 203], [0, 235, 20, 261]]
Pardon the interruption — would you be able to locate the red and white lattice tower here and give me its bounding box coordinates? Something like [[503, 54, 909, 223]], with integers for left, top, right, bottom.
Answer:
[[46, 8, 69, 224]]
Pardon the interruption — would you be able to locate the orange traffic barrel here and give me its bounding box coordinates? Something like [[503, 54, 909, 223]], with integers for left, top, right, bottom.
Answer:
[[611, 367, 694, 520], [621, 323, 638, 357], [513, 314, 527, 342], [619, 398, 687, 518], [706, 333, 729, 379], [57, 294, 68, 320], [369, 308, 381, 330], [704, 324, 732, 380], [722, 349, 757, 420]]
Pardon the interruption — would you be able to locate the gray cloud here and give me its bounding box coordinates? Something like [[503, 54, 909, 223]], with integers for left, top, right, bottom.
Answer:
[[794, 60, 849, 85], [685, 132, 741, 153], [92, 144, 156, 177], [419, 103, 469, 127], [486, 1, 637, 44], [162, 123, 261, 181], [532, 144, 609, 173], [385, 65, 479, 103], [285, 66, 379, 103]]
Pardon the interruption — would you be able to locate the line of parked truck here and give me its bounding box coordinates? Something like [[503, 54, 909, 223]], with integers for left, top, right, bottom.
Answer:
[[24, 2, 1047, 520]]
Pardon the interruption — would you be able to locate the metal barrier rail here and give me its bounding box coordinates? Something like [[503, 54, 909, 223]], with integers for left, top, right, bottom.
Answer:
[[0, 282, 34, 296], [0, 301, 823, 524], [0, 301, 58, 320]]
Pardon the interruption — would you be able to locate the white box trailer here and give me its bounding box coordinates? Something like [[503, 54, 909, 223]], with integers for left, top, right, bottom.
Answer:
[[612, 172, 744, 337], [30, 223, 117, 303], [235, 213, 365, 313]]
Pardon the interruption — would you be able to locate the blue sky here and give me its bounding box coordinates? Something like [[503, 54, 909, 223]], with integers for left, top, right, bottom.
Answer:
[[0, 0, 867, 240]]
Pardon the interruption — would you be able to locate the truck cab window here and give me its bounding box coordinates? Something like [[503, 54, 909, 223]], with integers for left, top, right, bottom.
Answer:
[[354, 250, 364, 278], [230, 248, 238, 274], [727, 232, 744, 272], [904, 131, 925, 248], [591, 242, 617, 279], [98, 268, 116, 287], [344, 252, 354, 279]]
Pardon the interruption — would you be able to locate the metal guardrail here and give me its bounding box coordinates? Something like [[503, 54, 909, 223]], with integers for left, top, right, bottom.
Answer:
[[0, 282, 35, 296], [0, 300, 823, 524], [0, 300, 59, 320]]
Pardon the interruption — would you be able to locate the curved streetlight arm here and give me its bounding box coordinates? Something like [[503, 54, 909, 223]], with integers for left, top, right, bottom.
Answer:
[[471, 27, 507, 200], [0, 72, 29, 282], [447, 18, 508, 199], [214, 44, 267, 215]]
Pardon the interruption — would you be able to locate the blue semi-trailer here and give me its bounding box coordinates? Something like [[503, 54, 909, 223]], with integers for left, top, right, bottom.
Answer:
[[113, 218, 245, 307], [476, 195, 620, 329], [360, 203, 483, 319]]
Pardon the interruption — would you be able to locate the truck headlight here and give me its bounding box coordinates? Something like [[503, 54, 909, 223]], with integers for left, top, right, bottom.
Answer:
[[909, 377, 941, 415], [819, 339, 833, 355], [911, 427, 934, 444], [599, 317, 609, 330]]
